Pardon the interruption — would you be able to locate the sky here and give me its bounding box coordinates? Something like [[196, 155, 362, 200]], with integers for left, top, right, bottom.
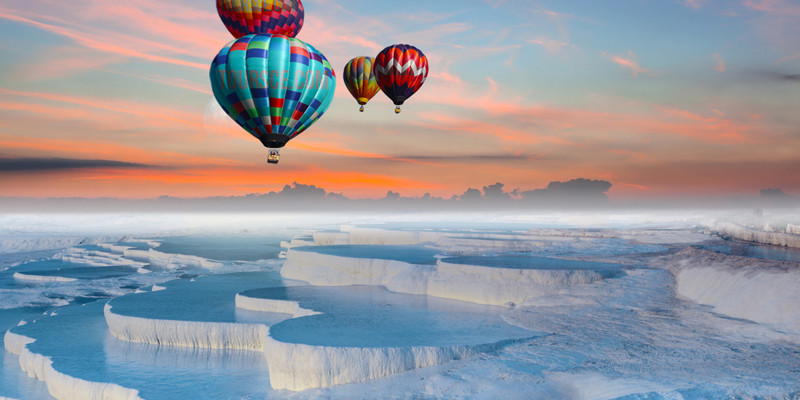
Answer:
[[0, 0, 798, 200]]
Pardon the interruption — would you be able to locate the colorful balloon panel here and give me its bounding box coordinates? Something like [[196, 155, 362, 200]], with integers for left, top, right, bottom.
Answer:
[[217, 0, 304, 39], [373, 44, 428, 110], [209, 34, 336, 148], [343, 56, 380, 111]]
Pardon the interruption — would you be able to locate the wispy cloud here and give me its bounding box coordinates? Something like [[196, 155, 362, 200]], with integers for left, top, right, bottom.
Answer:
[[0, 10, 208, 70], [682, 0, 709, 9], [107, 71, 212, 95], [602, 51, 654, 77], [743, 0, 800, 14], [395, 152, 542, 162], [11, 46, 126, 81], [777, 53, 800, 64], [292, 141, 439, 166], [530, 6, 574, 20], [0, 134, 239, 167], [414, 112, 539, 144], [742, 0, 800, 63], [713, 53, 727, 72], [300, 9, 384, 53], [414, 73, 766, 147], [0, 87, 202, 129], [485, 0, 506, 8], [529, 36, 570, 53]]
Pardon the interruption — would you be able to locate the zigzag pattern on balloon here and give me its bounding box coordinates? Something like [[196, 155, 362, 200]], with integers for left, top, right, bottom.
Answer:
[[373, 44, 429, 107], [373, 59, 428, 78], [217, 0, 304, 38]]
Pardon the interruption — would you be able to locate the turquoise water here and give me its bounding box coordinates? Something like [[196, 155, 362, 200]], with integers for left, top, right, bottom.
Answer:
[[0, 307, 54, 399], [108, 271, 285, 323], [17, 266, 140, 280], [697, 243, 800, 263], [73, 244, 110, 252], [440, 255, 625, 270], [117, 241, 152, 251], [249, 286, 535, 348], [153, 235, 287, 262], [292, 245, 440, 265], [1, 233, 292, 399], [2, 260, 82, 288], [0, 254, 177, 310], [11, 302, 271, 400], [356, 221, 563, 232]]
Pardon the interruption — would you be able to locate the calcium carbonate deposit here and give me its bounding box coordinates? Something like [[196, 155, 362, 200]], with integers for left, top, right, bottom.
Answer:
[[1, 212, 799, 399]]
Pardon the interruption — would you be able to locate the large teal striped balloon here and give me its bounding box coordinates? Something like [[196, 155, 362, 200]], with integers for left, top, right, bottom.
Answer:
[[210, 34, 336, 149]]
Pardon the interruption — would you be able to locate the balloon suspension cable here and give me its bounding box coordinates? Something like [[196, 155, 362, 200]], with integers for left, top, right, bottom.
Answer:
[[395, 106, 401, 114], [267, 148, 281, 165], [359, 105, 365, 112]]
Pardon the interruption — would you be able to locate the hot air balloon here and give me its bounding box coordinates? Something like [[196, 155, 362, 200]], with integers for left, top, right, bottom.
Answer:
[[343, 56, 380, 112], [210, 34, 336, 164], [217, 0, 304, 39], [373, 44, 428, 114]]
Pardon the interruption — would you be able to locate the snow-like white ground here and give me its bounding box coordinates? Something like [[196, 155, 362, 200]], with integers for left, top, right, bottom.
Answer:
[[104, 303, 270, 350], [12, 272, 78, 283], [103, 270, 291, 350], [282, 247, 627, 307], [238, 285, 534, 390], [4, 329, 143, 400], [1, 210, 799, 399], [667, 248, 800, 336]]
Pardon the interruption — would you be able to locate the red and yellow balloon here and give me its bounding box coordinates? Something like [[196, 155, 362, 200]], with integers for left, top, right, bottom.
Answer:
[[342, 56, 380, 112]]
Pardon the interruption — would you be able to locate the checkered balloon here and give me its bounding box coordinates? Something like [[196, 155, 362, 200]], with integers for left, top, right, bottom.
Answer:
[[217, 0, 304, 39]]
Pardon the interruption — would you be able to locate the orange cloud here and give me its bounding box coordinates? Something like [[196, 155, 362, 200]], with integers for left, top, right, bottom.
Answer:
[[413, 112, 541, 144], [109, 71, 212, 95], [410, 72, 764, 146], [11, 46, 128, 81], [0, 87, 202, 129], [0, 101, 97, 121], [82, 0, 223, 52], [1, 165, 435, 199], [609, 159, 800, 196], [300, 12, 383, 52]]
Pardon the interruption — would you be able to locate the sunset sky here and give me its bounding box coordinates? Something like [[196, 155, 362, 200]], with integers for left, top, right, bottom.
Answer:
[[0, 0, 798, 200]]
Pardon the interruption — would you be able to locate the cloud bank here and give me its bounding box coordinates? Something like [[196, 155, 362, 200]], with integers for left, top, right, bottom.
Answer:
[[0, 158, 154, 172]]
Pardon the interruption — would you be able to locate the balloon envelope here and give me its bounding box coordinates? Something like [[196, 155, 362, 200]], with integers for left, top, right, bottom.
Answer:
[[373, 44, 428, 111], [343, 56, 380, 112], [209, 34, 336, 149], [217, 0, 304, 39]]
